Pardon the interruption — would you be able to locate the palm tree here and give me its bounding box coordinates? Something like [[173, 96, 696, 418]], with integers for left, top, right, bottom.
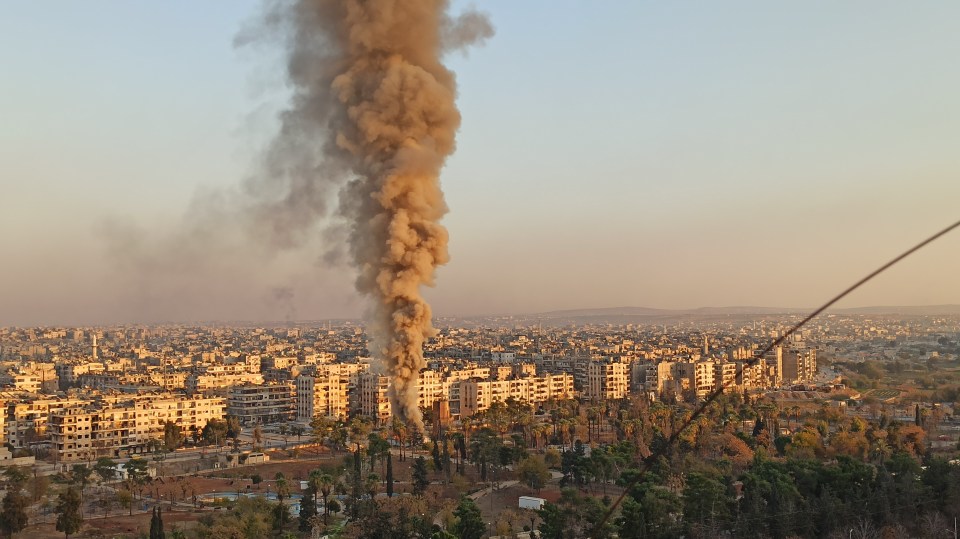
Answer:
[[390, 416, 408, 462], [619, 417, 636, 445], [532, 424, 550, 450], [651, 405, 673, 437], [315, 472, 335, 525], [460, 416, 475, 447], [367, 433, 390, 476], [871, 439, 891, 465], [586, 407, 599, 443], [557, 419, 573, 450], [511, 402, 534, 445], [548, 408, 560, 440], [274, 472, 291, 529]]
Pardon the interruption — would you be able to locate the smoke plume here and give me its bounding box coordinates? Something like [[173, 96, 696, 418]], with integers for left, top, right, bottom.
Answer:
[[251, 0, 492, 430]]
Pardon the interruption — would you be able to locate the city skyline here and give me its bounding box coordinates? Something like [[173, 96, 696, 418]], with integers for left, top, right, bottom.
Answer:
[[3, 1, 960, 326]]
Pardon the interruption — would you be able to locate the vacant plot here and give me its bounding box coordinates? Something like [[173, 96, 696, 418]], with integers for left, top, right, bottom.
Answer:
[[867, 388, 902, 400]]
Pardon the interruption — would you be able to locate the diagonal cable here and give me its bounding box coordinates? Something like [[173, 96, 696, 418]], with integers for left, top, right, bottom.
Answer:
[[591, 218, 960, 537]]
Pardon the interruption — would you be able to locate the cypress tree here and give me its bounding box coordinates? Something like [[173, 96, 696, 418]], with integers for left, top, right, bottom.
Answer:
[[432, 440, 442, 470], [55, 487, 83, 539], [441, 436, 452, 481], [386, 453, 394, 497], [0, 490, 28, 539], [149, 506, 166, 539], [299, 487, 317, 531], [412, 456, 429, 497], [452, 497, 485, 539]]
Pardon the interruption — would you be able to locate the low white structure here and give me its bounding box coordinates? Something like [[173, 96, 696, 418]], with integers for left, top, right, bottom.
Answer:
[[519, 496, 545, 510]]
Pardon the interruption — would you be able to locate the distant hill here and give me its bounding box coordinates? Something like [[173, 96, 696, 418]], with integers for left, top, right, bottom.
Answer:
[[529, 304, 960, 321], [535, 306, 806, 319], [831, 304, 960, 315], [537, 306, 677, 318]]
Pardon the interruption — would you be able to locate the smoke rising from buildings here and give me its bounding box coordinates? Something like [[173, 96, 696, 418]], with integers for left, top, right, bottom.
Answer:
[[246, 0, 492, 430]]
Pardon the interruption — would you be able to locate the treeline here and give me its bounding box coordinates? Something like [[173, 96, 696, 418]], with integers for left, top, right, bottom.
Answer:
[[595, 453, 960, 538], [535, 393, 959, 539]]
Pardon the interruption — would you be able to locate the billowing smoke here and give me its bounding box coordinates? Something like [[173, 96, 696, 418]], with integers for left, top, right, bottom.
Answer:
[[248, 0, 492, 431]]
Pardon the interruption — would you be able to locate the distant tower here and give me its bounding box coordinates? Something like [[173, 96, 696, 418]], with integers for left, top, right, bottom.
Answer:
[[703, 335, 710, 355], [92, 334, 99, 360]]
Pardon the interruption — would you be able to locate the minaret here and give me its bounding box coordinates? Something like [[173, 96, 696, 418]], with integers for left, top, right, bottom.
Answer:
[[92, 334, 99, 360], [703, 335, 710, 355]]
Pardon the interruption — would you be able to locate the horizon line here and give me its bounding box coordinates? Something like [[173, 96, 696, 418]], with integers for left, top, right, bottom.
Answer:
[[4, 303, 960, 329]]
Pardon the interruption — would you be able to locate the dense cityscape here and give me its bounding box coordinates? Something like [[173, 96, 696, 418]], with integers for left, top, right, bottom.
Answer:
[[5, 1, 960, 538], [0, 313, 957, 537]]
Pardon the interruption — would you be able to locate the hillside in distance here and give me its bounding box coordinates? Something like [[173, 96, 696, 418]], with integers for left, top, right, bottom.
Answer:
[[514, 304, 960, 325]]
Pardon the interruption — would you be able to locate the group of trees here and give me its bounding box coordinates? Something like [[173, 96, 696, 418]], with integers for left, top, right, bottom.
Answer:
[[333, 494, 485, 539], [8, 385, 951, 539], [0, 468, 29, 539], [153, 414, 255, 451], [595, 451, 960, 539], [194, 497, 277, 539], [0, 466, 87, 539], [521, 391, 960, 539], [0, 459, 145, 539]]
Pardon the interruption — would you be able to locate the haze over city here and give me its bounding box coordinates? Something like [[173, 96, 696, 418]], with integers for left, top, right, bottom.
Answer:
[[3, 1, 960, 326], [5, 4, 960, 539]]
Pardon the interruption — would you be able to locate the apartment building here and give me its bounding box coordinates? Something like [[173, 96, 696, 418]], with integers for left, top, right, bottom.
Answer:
[[782, 345, 817, 384], [691, 360, 716, 398], [357, 373, 392, 423], [4, 396, 87, 449], [186, 370, 265, 394], [585, 361, 630, 401], [55, 362, 105, 387], [0, 373, 43, 393], [48, 394, 225, 464], [631, 361, 656, 394], [133, 394, 226, 437], [459, 373, 574, 417], [491, 366, 513, 381], [297, 374, 343, 421], [49, 407, 94, 464], [149, 371, 189, 391], [227, 384, 295, 425], [354, 365, 525, 424], [759, 346, 784, 386], [713, 361, 738, 392], [513, 363, 537, 378], [295, 363, 366, 421]]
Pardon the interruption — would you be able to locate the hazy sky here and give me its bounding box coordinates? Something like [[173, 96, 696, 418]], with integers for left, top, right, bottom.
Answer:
[[2, 1, 959, 326]]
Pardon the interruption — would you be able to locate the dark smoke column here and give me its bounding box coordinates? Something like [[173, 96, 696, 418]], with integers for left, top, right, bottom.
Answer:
[[265, 1, 491, 432]]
